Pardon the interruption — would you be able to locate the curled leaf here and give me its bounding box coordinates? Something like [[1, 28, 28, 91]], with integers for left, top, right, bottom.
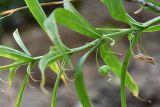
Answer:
[[133, 53, 156, 64]]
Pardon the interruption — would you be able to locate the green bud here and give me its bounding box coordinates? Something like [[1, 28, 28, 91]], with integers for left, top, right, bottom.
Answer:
[[99, 65, 110, 76]]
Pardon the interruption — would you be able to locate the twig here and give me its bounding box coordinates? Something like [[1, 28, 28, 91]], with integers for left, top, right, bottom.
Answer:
[[0, 0, 73, 16], [125, 0, 160, 12]]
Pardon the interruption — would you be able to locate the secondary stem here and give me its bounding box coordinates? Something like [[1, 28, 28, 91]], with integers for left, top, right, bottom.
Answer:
[[120, 33, 139, 107], [33, 29, 133, 61]]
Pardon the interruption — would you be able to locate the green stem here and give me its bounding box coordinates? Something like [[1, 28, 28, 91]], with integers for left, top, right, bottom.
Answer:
[[33, 29, 133, 61], [51, 69, 63, 107], [102, 29, 133, 38], [143, 16, 160, 27], [121, 33, 138, 107], [121, 48, 132, 107], [96, 28, 130, 31]]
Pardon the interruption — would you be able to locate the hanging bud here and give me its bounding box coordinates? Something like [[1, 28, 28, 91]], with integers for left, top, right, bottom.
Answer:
[[99, 65, 111, 76]]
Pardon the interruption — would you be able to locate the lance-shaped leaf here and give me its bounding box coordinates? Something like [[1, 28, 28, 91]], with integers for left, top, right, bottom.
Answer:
[[24, 0, 47, 30], [101, 0, 129, 23], [45, 8, 101, 42], [101, 0, 143, 28], [44, 9, 68, 53], [13, 29, 31, 56], [100, 44, 139, 96], [0, 46, 32, 61], [63, 0, 102, 39], [75, 47, 97, 107]]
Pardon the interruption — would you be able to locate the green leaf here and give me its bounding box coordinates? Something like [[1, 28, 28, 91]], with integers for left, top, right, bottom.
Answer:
[[101, 0, 143, 29], [44, 9, 68, 51], [75, 47, 97, 107], [24, 0, 47, 30], [13, 29, 31, 56], [51, 69, 63, 107], [0, 45, 33, 61], [49, 62, 67, 85], [100, 44, 139, 96], [63, 0, 102, 39], [44, 9, 70, 64], [14, 63, 33, 107], [101, 0, 129, 23], [39, 50, 63, 90], [45, 8, 101, 41], [144, 24, 160, 32]]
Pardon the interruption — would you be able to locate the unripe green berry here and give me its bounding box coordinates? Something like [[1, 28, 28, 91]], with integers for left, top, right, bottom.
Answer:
[[99, 65, 110, 76]]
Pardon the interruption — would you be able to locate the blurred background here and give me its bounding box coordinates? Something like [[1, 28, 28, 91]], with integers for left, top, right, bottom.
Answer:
[[0, 0, 160, 107]]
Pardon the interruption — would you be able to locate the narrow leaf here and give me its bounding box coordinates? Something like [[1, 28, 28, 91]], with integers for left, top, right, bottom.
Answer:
[[101, 0, 143, 28], [101, 0, 129, 23], [13, 29, 31, 56], [63, 0, 102, 38], [0, 45, 33, 61], [45, 8, 101, 42], [44, 9, 68, 50], [75, 47, 97, 107], [100, 44, 139, 96], [24, 0, 47, 30]]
